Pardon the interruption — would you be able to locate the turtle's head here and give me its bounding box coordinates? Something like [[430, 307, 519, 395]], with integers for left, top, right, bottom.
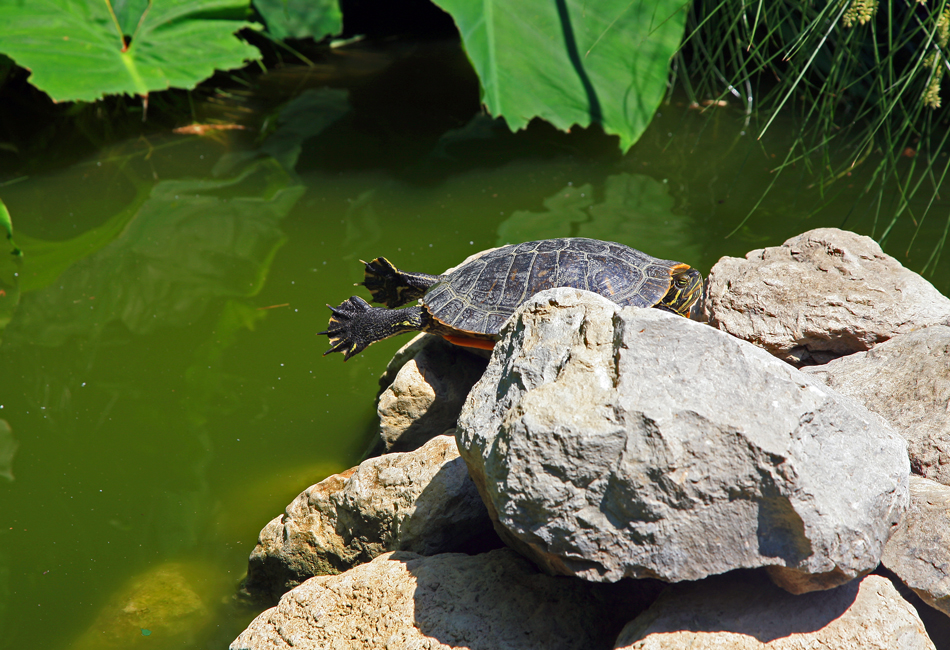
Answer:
[[662, 265, 703, 318]]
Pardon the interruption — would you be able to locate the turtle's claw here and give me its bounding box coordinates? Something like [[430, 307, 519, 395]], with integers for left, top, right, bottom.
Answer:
[[319, 297, 373, 361]]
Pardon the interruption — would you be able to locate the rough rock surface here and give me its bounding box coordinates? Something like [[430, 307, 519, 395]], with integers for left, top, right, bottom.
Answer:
[[232, 549, 661, 650], [882, 476, 950, 618], [613, 572, 935, 650], [703, 228, 950, 365], [376, 334, 487, 453], [803, 326, 950, 485], [243, 435, 493, 603], [457, 288, 909, 593]]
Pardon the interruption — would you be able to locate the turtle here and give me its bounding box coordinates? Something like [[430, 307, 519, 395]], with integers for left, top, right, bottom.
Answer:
[[319, 237, 703, 360]]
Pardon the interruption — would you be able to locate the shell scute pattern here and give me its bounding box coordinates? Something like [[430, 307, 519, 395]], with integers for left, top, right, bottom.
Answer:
[[423, 238, 680, 336]]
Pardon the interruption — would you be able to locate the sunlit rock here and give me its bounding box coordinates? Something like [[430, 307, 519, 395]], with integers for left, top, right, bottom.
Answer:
[[232, 548, 661, 650], [457, 288, 909, 593], [376, 334, 487, 453], [242, 435, 494, 604], [703, 228, 950, 366], [613, 572, 935, 650], [882, 476, 950, 618], [803, 326, 950, 486]]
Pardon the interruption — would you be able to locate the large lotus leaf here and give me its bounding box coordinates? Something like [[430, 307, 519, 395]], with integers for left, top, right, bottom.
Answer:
[[253, 0, 342, 41], [0, 0, 260, 102], [431, 0, 685, 152]]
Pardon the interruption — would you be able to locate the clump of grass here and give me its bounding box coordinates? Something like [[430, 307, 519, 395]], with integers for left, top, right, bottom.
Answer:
[[676, 0, 950, 273]]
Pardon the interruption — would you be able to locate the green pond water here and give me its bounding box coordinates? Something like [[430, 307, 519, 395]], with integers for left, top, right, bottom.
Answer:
[[1, 38, 948, 650]]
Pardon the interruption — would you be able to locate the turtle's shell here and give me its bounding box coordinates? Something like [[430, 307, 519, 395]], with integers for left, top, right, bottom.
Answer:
[[422, 238, 684, 336]]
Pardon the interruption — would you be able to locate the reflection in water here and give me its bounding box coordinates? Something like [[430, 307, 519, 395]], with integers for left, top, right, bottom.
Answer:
[[497, 173, 701, 264], [0, 419, 15, 481], [5, 161, 302, 348]]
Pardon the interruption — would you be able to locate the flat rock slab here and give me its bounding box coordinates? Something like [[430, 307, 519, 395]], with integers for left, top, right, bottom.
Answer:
[[614, 572, 935, 649], [882, 476, 950, 618], [232, 549, 660, 650], [243, 435, 493, 603], [458, 288, 909, 593], [703, 228, 950, 365], [803, 325, 950, 486]]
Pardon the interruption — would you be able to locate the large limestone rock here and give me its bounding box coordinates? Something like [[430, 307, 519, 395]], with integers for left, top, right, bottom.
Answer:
[[803, 326, 950, 485], [613, 572, 935, 649], [243, 435, 494, 603], [882, 476, 950, 618], [376, 334, 487, 453], [458, 288, 909, 593], [703, 228, 950, 365], [232, 549, 660, 650]]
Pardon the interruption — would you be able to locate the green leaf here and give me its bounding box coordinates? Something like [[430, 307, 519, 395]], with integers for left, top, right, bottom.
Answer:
[[253, 0, 342, 41], [0, 0, 260, 102], [431, 0, 686, 152]]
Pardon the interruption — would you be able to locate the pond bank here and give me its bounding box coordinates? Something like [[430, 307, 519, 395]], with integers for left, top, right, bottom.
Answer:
[[232, 228, 950, 649]]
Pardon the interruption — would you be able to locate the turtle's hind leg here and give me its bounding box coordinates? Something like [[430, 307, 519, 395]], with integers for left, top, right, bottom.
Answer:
[[319, 297, 425, 361], [361, 257, 443, 308]]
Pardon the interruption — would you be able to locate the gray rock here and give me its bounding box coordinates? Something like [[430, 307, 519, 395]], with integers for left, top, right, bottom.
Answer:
[[371, 247, 500, 454], [457, 288, 909, 593], [613, 572, 935, 649], [883, 476, 950, 618], [232, 548, 660, 650], [803, 326, 950, 486], [242, 435, 493, 603], [376, 334, 487, 453], [703, 228, 950, 365]]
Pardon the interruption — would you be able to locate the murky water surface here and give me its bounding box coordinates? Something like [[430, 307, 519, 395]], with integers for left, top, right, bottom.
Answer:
[[0, 39, 947, 649]]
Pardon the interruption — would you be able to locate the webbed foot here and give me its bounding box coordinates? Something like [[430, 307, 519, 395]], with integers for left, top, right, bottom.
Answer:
[[319, 297, 426, 361], [361, 258, 404, 307], [318, 296, 375, 361]]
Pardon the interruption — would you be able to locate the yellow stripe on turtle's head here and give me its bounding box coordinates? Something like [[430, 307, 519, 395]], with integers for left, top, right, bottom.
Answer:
[[661, 264, 703, 317]]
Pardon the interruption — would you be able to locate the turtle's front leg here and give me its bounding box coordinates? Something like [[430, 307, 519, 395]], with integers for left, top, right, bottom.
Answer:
[[319, 297, 425, 361]]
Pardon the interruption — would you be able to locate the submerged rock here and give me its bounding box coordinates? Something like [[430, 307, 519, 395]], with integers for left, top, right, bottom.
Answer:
[[458, 288, 909, 593], [703, 228, 950, 365], [613, 572, 935, 650], [69, 561, 221, 650], [803, 325, 950, 486], [882, 476, 950, 618], [242, 435, 494, 604], [232, 548, 661, 650]]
